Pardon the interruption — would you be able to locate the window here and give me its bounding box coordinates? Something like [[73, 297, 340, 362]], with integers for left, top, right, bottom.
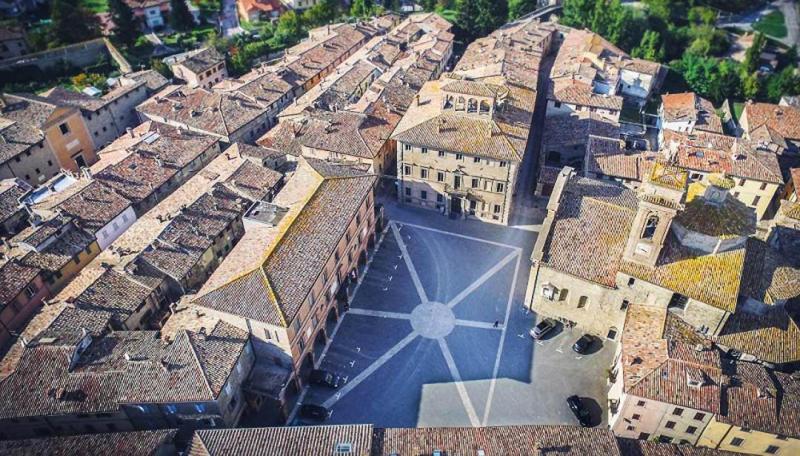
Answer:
[[686, 426, 697, 435], [673, 408, 684, 416], [404, 165, 411, 176], [456, 153, 463, 160], [493, 204, 501, 214], [693, 412, 705, 421], [731, 438, 744, 447], [642, 215, 658, 239], [665, 421, 676, 429], [421, 147, 428, 154], [437, 172, 445, 182], [471, 178, 479, 188], [420, 190, 427, 200], [607, 327, 618, 339], [765, 445, 780, 454], [636, 400, 645, 407], [626, 425, 636, 431], [499, 161, 507, 167], [194, 403, 207, 413], [436, 194, 443, 203], [752, 196, 761, 206], [335, 443, 353, 454], [632, 414, 641, 421], [454, 175, 461, 189], [760, 182, 767, 190], [620, 300, 629, 310], [405, 187, 411, 196], [438, 151, 445, 157], [420, 169, 428, 179], [496, 183, 505, 193], [473, 157, 481, 163], [628, 277, 635, 286], [165, 405, 178, 414], [577, 296, 588, 308], [554, 101, 562, 108], [59, 123, 70, 135], [24, 284, 36, 298], [404, 144, 411, 151]]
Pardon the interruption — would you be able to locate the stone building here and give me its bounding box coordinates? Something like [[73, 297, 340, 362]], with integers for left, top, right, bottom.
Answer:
[[608, 304, 800, 454], [393, 17, 555, 224], [190, 158, 378, 418], [0, 319, 253, 439], [0, 178, 31, 237], [548, 28, 664, 121], [0, 93, 98, 183], [585, 129, 784, 221], [527, 165, 800, 342], [167, 47, 227, 90], [658, 92, 724, 137]]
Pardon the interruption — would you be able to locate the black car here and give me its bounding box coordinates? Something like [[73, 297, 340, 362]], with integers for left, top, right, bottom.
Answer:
[[567, 395, 591, 427], [299, 404, 329, 421], [529, 318, 557, 340], [310, 369, 342, 388], [572, 334, 593, 354]]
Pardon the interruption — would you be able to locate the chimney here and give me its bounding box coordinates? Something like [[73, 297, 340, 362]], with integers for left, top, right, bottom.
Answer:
[[415, 94, 420, 106], [198, 326, 207, 340], [126, 127, 134, 138]]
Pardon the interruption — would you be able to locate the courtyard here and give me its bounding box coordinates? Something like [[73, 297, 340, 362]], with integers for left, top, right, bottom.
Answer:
[[291, 203, 615, 428]]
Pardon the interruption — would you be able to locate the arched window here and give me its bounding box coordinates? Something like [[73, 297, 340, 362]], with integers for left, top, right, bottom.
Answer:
[[479, 100, 491, 114], [467, 98, 478, 113], [455, 97, 466, 111], [642, 215, 658, 240], [443, 96, 453, 109]]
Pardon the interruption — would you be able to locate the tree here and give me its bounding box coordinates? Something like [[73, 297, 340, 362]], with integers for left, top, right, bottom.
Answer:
[[455, 0, 481, 40], [109, 0, 138, 47], [274, 10, 304, 47], [741, 72, 760, 100], [50, 0, 100, 45], [766, 67, 799, 102], [508, 0, 536, 20], [169, 0, 195, 32], [350, 0, 371, 17], [743, 32, 766, 75], [590, 0, 614, 38], [302, 0, 338, 27], [632, 30, 664, 62], [561, 0, 594, 28]]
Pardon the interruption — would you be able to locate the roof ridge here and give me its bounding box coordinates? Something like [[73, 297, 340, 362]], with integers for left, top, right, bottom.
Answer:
[[182, 328, 216, 398]]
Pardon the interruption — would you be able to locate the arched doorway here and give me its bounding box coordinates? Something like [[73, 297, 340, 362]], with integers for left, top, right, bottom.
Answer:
[[312, 329, 327, 363], [325, 307, 338, 338], [299, 353, 314, 385]]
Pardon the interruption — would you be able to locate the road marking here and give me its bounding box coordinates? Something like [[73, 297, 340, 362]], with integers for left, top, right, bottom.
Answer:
[[481, 253, 520, 426], [438, 338, 481, 427], [447, 250, 518, 309], [455, 319, 503, 330], [348, 308, 412, 320], [391, 222, 428, 304], [322, 331, 418, 409], [394, 221, 522, 252]]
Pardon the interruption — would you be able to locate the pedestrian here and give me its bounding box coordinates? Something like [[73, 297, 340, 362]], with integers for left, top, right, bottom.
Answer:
[[493, 320, 499, 328]]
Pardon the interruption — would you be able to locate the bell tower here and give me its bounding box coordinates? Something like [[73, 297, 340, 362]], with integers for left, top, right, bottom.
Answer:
[[623, 161, 687, 267]]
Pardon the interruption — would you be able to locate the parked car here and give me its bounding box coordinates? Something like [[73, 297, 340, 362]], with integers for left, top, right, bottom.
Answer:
[[572, 334, 593, 354], [529, 318, 557, 340], [310, 369, 342, 388], [566, 395, 591, 427], [299, 404, 329, 421]]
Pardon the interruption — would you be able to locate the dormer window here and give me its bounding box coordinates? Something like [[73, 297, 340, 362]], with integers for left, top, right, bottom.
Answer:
[[686, 368, 706, 388], [334, 443, 353, 454]]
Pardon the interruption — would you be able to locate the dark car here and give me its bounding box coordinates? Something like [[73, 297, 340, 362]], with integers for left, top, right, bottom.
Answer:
[[567, 395, 591, 427], [572, 334, 593, 354], [310, 369, 342, 388], [299, 404, 329, 421], [529, 318, 557, 340]]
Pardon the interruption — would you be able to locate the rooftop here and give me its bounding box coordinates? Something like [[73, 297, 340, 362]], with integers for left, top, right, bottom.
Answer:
[[0, 430, 176, 456], [0, 321, 247, 419], [661, 92, 723, 134], [194, 159, 376, 327], [742, 102, 800, 142]]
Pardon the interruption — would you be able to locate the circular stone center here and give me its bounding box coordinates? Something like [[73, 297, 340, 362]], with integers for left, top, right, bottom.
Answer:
[[410, 302, 455, 339]]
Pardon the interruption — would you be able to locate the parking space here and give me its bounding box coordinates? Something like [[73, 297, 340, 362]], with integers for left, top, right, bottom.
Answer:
[[292, 204, 614, 428]]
